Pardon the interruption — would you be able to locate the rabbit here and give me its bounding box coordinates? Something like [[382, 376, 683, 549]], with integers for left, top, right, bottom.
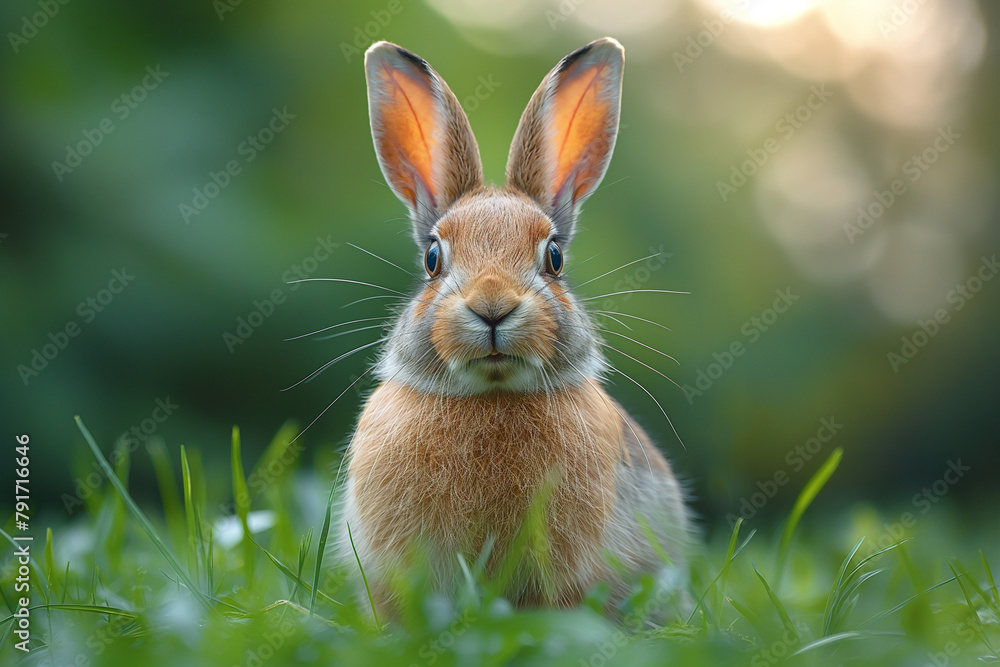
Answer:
[[335, 37, 691, 615]]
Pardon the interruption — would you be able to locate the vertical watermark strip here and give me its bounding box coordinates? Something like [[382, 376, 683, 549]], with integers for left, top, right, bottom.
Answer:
[[12, 433, 33, 652]]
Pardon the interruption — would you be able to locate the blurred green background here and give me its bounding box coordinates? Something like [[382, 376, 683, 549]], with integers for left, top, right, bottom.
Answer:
[[2, 0, 998, 541]]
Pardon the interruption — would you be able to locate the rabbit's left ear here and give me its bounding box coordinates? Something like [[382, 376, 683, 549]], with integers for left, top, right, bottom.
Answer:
[[366, 42, 484, 243], [505, 38, 624, 242]]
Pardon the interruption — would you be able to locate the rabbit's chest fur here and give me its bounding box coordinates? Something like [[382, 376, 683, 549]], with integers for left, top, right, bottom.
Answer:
[[345, 380, 623, 590]]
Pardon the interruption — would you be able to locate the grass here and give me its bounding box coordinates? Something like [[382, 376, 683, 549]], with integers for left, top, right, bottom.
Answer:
[[0, 419, 997, 666]]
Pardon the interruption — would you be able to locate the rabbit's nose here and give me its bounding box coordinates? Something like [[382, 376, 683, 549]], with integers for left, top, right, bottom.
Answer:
[[469, 302, 517, 329], [464, 274, 521, 329]]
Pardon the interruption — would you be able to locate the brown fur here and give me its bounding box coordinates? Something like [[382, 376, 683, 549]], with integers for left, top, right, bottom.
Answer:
[[348, 379, 626, 605]]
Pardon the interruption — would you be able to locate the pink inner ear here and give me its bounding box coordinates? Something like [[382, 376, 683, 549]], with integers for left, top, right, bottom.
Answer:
[[549, 62, 612, 202], [373, 64, 440, 206]]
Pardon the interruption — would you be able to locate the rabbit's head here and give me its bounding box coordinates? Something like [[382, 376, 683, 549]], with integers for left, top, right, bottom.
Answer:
[[365, 38, 624, 395]]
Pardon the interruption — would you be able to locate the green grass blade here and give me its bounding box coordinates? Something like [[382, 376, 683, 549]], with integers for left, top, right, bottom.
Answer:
[[792, 631, 866, 655], [43, 527, 54, 591], [777, 447, 842, 581], [951, 558, 1000, 621], [180, 445, 199, 587], [845, 540, 910, 584], [824, 538, 908, 635], [146, 438, 185, 550], [831, 569, 884, 628], [0, 615, 12, 653], [687, 525, 756, 625], [310, 483, 339, 615], [833, 539, 910, 630], [231, 426, 255, 588], [242, 528, 343, 609], [60, 562, 70, 603], [206, 527, 215, 593], [752, 562, 798, 640], [948, 560, 1000, 656], [471, 535, 496, 582], [290, 529, 314, 602], [1, 604, 138, 622], [249, 422, 301, 501], [0, 581, 12, 615], [982, 551, 999, 606], [347, 521, 379, 628], [860, 576, 956, 628], [456, 553, 480, 607], [635, 512, 673, 566], [716, 518, 743, 623], [728, 596, 769, 641], [75, 416, 214, 614]]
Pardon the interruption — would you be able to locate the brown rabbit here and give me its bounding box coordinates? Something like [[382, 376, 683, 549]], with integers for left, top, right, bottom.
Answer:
[[336, 37, 690, 613]]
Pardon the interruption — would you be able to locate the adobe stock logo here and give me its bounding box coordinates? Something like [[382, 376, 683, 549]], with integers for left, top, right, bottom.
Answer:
[[61, 397, 179, 515], [671, 0, 750, 73], [51, 65, 170, 181], [17, 268, 136, 386], [716, 85, 834, 202], [338, 0, 415, 63], [223, 236, 340, 353], [682, 288, 799, 404], [179, 107, 295, 224], [887, 254, 998, 373], [7, 0, 72, 54], [726, 417, 844, 528], [843, 126, 960, 244]]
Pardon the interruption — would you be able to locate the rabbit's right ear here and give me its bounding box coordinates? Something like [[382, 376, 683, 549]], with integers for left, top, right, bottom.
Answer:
[[506, 38, 624, 242], [365, 42, 484, 242]]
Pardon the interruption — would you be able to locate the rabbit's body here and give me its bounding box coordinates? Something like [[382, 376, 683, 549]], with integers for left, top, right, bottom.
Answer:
[[343, 378, 687, 606], [336, 38, 690, 612]]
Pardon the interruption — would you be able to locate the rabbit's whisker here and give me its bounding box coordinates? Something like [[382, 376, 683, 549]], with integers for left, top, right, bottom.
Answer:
[[311, 323, 390, 342], [597, 342, 683, 392], [348, 242, 457, 301], [526, 251, 601, 300], [595, 329, 679, 365], [591, 312, 632, 331], [601, 358, 685, 451], [289, 277, 437, 308], [548, 360, 609, 514], [330, 364, 408, 486], [562, 253, 600, 277], [347, 242, 417, 279], [552, 346, 642, 472], [341, 294, 407, 309], [286, 316, 390, 341], [579, 289, 689, 302], [283, 339, 384, 391], [288, 277, 405, 293], [590, 310, 673, 332], [290, 362, 381, 446], [569, 252, 663, 293]]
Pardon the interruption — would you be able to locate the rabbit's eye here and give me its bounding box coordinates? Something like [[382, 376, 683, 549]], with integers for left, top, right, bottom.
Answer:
[[545, 240, 563, 275], [425, 240, 442, 277]]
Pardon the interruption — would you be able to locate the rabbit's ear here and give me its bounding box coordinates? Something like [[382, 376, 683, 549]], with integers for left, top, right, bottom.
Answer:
[[506, 38, 624, 241], [365, 42, 484, 242]]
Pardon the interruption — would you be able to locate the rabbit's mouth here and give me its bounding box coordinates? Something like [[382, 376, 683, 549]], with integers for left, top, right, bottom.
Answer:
[[469, 352, 522, 381], [473, 352, 516, 369]]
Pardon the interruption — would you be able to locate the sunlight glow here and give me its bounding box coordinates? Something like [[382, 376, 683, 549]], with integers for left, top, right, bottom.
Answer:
[[421, 0, 991, 322]]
